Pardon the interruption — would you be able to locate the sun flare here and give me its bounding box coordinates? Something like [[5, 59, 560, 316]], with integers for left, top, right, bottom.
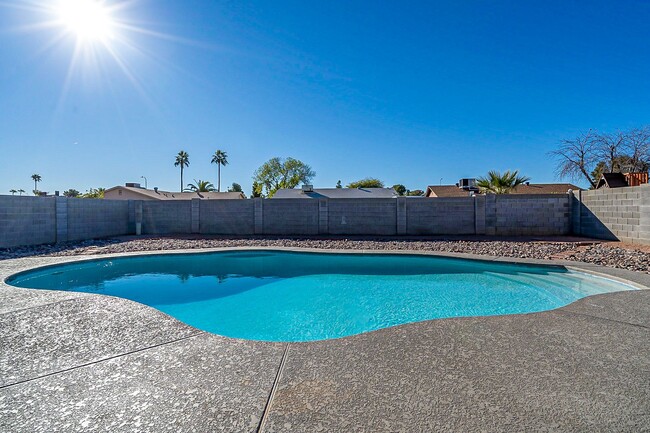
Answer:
[[56, 0, 114, 43]]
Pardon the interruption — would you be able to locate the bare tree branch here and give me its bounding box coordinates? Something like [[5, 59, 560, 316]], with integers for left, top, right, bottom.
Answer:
[[625, 126, 650, 172], [595, 130, 626, 172], [548, 130, 598, 188]]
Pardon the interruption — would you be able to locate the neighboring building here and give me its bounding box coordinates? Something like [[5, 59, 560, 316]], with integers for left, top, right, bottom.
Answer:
[[104, 183, 246, 200], [273, 186, 398, 199], [426, 182, 580, 197], [596, 172, 649, 189]]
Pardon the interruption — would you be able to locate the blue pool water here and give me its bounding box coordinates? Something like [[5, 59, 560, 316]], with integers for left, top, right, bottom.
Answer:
[[6, 251, 634, 342]]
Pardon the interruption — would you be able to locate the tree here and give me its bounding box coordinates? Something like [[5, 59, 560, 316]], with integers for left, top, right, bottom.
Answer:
[[549, 130, 598, 188], [336, 180, 342, 188], [550, 127, 650, 188], [596, 131, 627, 173], [31, 174, 41, 193], [590, 161, 608, 185], [392, 184, 407, 195], [186, 179, 215, 192], [253, 157, 315, 197], [63, 189, 81, 197], [625, 126, 650, 172], [211, 150, 228, 192], [407, 189, 424, 196], [174, 151, 190, 192], [82, 188, 105, 199], [251, 181, 263, 198], [18, 189, 25, 196], [228, 182, 242, 192], [9, 189, 17, 195], [477, 170, 530, 194], [346, 178, 384, 188]]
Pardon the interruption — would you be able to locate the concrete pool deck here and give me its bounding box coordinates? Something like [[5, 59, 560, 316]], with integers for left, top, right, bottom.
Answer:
[[0, 248, 648, 432]]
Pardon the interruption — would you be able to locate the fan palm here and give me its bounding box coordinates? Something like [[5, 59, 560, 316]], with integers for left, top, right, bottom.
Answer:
[[9, 189, 17, 195], [186, 179, 216, 192], [211, 150, 228, 192], [476, 170, 531, 194], [31, 174, 41, 192], [174, 151, 190, 192], [18, 189, 25, 196]]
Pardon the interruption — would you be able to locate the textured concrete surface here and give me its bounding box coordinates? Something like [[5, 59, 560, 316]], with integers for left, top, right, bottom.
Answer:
[[0, 248, 648, 432], [0, 334, 285, 433], [0, 296, 199, 387], [265, 305, 649, 432]]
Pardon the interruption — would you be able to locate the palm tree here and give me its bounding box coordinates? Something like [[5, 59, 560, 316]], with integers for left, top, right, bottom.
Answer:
[[174, 151, 190, 192], [9, 189, 17, 195], [186, 179, 216, 192], [18, 189, 25, 196], [211, 150, 228, 192], [476, 170, 531, 194], [31, 174, 42, 193]]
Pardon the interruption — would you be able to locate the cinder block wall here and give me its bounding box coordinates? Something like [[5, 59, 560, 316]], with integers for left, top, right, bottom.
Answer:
[[406, 198, 475, 235], [1, 193, 590, 248], [328, 199, 397, 235], [0, 196, 56, 248], [262, 199, 319, 235], [494, 194, 571, 236], [141, 201, 191, 235], [66, 198, 130, 241], [573, 185, 650, 244], [199, 200, 255, 235]]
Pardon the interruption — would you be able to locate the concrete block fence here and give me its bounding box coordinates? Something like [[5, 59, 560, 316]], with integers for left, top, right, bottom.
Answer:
[[3, 188, 648, 248], [0, 194, 579, 248], [572, 184, 650, 244]]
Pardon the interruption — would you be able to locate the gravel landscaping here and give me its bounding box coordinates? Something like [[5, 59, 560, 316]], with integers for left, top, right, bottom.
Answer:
[[1, 236, 648, 274]]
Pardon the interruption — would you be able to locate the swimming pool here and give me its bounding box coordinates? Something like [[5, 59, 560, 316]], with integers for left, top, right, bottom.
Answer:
[[6, 250, 635, 342]]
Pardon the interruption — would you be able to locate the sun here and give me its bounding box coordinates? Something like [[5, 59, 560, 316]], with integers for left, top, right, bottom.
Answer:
[[56, 0, 114, 43]]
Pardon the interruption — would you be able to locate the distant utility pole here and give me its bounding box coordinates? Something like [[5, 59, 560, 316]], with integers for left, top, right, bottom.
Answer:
[[141, 176, 148, 189]]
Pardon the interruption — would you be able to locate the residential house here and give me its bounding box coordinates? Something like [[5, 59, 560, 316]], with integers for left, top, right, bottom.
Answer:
[[104, 183, 246, 200]]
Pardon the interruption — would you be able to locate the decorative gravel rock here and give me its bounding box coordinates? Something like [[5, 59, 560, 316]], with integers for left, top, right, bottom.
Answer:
[[0, 236, 648, 274]]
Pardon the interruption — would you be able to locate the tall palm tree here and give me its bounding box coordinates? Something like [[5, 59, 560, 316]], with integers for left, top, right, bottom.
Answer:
[[18, 189, 25, 196], [174, 151, 190, 192], [186, 179, 216, 192], [31, 174, 42, 193], [476, 170, 531, 194], [211, 150, 228, 192], [9, 189, 17, 195]]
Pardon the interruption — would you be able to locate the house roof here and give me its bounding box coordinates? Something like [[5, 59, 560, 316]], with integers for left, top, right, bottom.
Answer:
[[272, 187, 398, 199], [426, 183, 581, 197], [105, 186, 245, 200]]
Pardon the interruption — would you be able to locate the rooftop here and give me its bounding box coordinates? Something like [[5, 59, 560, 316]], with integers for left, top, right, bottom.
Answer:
[[273, 187, 398, 199], [104, 185, 245, 200], [426, 183, 581, 198]]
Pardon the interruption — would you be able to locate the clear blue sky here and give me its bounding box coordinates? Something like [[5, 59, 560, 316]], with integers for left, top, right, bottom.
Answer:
[[1, 0, 649, 195]]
